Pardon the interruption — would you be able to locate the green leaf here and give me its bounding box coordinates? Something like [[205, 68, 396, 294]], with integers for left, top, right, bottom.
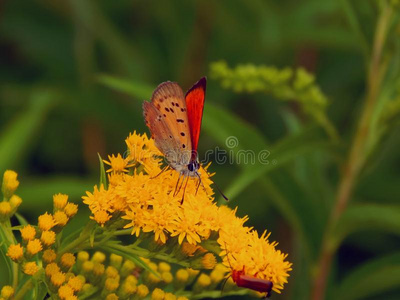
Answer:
[[0, 90, 54, 172], [14, 213, 29, 226], [98, 153, 108, 190], [331, 204, 400, 250], [336, 252, 400, 300], [97, 74, 153, 100]]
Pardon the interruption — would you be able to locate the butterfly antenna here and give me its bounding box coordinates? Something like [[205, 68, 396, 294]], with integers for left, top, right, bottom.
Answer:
[[214, 181, 229, 201]]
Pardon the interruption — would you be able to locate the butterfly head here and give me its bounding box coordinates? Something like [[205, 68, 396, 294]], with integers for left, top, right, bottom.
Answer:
[[187, 159, 200, 176]]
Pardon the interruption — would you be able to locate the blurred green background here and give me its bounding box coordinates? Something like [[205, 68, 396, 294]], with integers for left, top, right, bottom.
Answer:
[[1, 0, 400, 299]]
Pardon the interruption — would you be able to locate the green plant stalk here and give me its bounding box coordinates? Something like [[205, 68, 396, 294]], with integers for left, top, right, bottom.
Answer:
[[311, 3, 394, 300], [1, 219, 19, 289], [14, 278, 33, 300], [57, 220, 96, 256]]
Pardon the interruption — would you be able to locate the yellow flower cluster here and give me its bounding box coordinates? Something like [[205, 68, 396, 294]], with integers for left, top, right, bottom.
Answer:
[[6, 192, 78, 279], [83, 132, 292, 294], [0, 170, 22, 220]]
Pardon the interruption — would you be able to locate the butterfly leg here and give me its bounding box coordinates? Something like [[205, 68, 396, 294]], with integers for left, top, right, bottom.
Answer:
[[150, 165, 169, 179], [173, 173, 183, 197], [180, 176, 190, 204]]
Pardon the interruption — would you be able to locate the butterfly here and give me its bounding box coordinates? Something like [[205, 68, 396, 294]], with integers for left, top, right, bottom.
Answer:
[[143, 77, 207, 199]]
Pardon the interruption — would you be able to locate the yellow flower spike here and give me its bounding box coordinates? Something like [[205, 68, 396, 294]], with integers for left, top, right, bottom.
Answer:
[[9, 195, 22, 211], [20, 224, 36, 241], [93, 262, 105, 277], [120, 260, 135, 278], [53, 211, 69, 227], [136, 284, 149, 298], [91, 251, 106, 263], [105, 293, 119, 300], [67, 275, 85, 292], [1, 285, 14, 299], [60, 253, 76, 271], [151, 288, 165, 300], [40, 230, 56, 247], [6, 244, 23, 262], [23, 261, 39, 275], [105, 277, 119, 292], [103, 153, 133, 173], [110, 253, 123, 270], [164, 293, 177, 300], [193, 273, 211, 293], [2, 170, 19, 198], [26, 239, 42, 256], [53, 193, 68, 210], [45, 262, 60, 277], [202, 253, 217, 269], [51, 271, 66, 287], [58, 284, 74, 299], [161, 271, 173, 284], [105, 266, 119, 278], [158, 262, 171, 272], [0, 201, 12, 219], [38, 212, 56, 231], [63, 203, 78, 218]]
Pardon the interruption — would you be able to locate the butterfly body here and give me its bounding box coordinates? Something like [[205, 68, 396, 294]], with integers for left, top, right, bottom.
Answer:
[[232, 269, 273, 298], [143, 77, 206, 182]]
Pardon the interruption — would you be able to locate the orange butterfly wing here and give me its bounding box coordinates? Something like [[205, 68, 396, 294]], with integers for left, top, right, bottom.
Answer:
[[185, 77, 206, 159]]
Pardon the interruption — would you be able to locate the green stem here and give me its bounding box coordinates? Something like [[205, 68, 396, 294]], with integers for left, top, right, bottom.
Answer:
[[311, 3, 393, 300], [58, 221, 96, 256], [14, 278, 33, 300], [1, 220, 19, 289]]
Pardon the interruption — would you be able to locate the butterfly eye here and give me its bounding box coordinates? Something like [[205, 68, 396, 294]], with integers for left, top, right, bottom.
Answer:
[[188, 163, 194, 172]]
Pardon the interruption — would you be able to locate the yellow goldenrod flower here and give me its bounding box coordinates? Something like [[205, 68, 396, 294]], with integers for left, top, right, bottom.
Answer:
[[7, 244, 23, 261], [202, 253, 217, 269], [20, 224, 36, 241], [146, 273, 161, 285], [65, 296, 78, 300], [53, 211, 68, 227], [136, 284, 149, 298], [9, 195, 22, 210], [105, 293, 118, 300], [105, 266, 119, 278], [38, 212, 56, 231], [120, 278, 137, 296], [51, 271, 66, 287], [210, 268, 225, 284], [175, 269, 189, 283], [53, 193, 69, 210], [161, 271, 173, 284], [58, 284, 74, 299], [2, 170, 19, 198], [177, 297, 189, 300], [158, 262, 171, 272], [67, 275, 85, 292], [120, 260, 135, 278], [77, 251, 89, 264], [1, 285, 14, 299], [92, 263, 105, 277], [45, 262, 60, 277], [151, 288, 165, 300], [105, 277, 119, 292], [91, 251, 106, 263], [0, 201, 12, 219], [125, 275, 138, 285], [180, 242, 200, 257], [82, 261, 94, 274], [23, 261, 39, 275], [164, 293, 176, 300], [42, 249, 57, 264], [26, 239, 42, 256], [92, 210, 111, 225], [110, 253, 123, 269], [60, 253, 76, 270], [195, 273, 211, 289], [104, 153, 133, 173], [40, 230, 56, 247], [64, 203, 78, 218]]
